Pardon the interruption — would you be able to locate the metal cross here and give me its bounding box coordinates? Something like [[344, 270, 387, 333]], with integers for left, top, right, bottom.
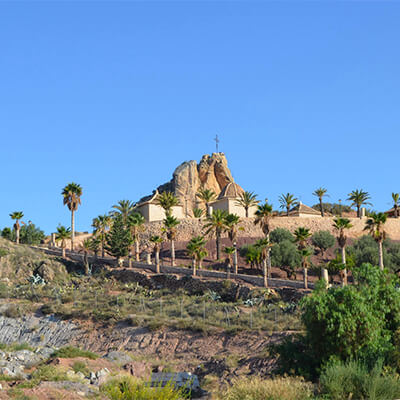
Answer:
[[214, 134, 220, 153]]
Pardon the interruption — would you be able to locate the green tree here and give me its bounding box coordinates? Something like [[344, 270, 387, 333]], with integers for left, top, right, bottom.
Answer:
[[392, 193, 400, 218], [1, 227, 12, 241], [187, 236, 207, 276], [312, 187, 328, 217], [254, 238, 273, 288], [204, 209, 229, 260], [223, 246, 236, 277], [61, 182, 82, 251], [347, 189, 372, 218], [92, 214, 112, 257], [333, 218, 353, 285], [235, 191, 260, 218], [239, 244, 261, 271], [364, 212, 387, 271], [196, 188, 217, 215], [225, 213, 241, 274], [311, 230, 335, 258], [55, 225, 71, 258], [156, 192, 180, 217], [9, 211, 24, 244], [19, 223, 45, 245], [278, 193, 298, 216], [271, 239, 300, 279], [294, 227, 312, 289], [88, 235, 101, 257], [111, 200, 135, 226], [128, 212, 145, 261], [105, 214, 133, 265], [150, 235, 163, 273], [270, 228, 295, 244], [162, 215, 180, 266]]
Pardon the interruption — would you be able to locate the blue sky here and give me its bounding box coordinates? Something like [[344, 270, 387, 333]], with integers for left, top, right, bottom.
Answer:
[[1, 1, 399, 233]]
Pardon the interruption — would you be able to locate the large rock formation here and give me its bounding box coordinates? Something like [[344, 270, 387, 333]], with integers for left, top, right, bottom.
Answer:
[[152, 153, 240, 216]]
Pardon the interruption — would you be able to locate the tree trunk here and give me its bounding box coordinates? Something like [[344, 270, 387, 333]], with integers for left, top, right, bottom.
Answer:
[[171, 240, 175, 266], [135, 238, 140, 262], [320, 198, 324, 217], [83, 252, 89, 275], [322, 268, 329, 287], [378, 240, 384, 270], [263, 258, 268, 288], [192, 258, 196, 276], [227, 261, 231, 279], [245, 207, 249, 218], [303, 265, 308, 289], [71, 210, 75, 251], [233, 248, 238, 274], [62, 247, 66, 258], [155, 249, 160, 273], [101, 239, 105, 258], [341, 246, 347, 285], [16, 227, 20, 244], [357, 205, 361, 219], [216, 231, 221, 260], [286, 206, 290, 217]]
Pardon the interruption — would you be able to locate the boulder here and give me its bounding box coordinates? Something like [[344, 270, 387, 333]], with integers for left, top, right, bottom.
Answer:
[[103, 351, 132, 366]]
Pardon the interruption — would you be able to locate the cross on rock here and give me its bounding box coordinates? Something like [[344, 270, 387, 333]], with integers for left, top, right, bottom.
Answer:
[[214, 134, 220, 153]]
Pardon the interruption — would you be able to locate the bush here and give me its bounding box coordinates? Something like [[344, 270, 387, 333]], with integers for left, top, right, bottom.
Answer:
[[101, 376, 189, 400], [51, 346, 98, 360], [216, 376, 313, 400], [319, 360, 400, 400], [270, 240, 300, 279], [270, 228, 294, 244], [311, 231, 335, 257]]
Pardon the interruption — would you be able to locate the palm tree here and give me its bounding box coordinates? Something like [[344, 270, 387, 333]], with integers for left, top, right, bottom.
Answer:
[[333, 218, 353, 285], [92, 214, 112, 257], [313, 187, 328, 217], [347, 189, 371, 218], [235, 191, 260, 218], [299, 248, 312, 289], [254, 238, 272, 288], [392, 193, 400, 218], [187, 236, 207, 276], [62, 182, 82, 251], [150, 235, 163, 273], [223, 246, 236, 278], [55, 225, 71, 258], [156, 192, 180, 217], [80, 238, 92, 275], [254, 202, 274, 276], [203, 209, 229, 260], [294, 227, 312, 289], [9, 211, 24, 244], [111, 200, 135, 226], [225, 213, 241, 274], [193, 208, 204, 219], [162, 215, 180, 266], [279, 193, 298, 216], [196, 188, 217, 215], [364, 212, 387, 271], [128, 212, 145, 261]]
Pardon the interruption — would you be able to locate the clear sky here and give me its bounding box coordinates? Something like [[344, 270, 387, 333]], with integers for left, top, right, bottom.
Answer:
[[1, 1, 399, 234]]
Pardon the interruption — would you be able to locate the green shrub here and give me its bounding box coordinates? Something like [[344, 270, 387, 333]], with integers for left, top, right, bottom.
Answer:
[[101, 376, 189, 400], [311, 231, 335, 257], [31, 365, 69, 382], [216, 376, 313, 400], [72, 360, 89, 375], [270, 228, 295, 244], [319, 360, 400, 400], [51, 346, 98, 360]]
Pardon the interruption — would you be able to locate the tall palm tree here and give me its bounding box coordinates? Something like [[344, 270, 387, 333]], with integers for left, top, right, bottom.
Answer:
[[111, 200, 135, 226], [62, 182, 82, 251], [128, 212, 145, 261], [203, 209, 229, 260], [313, 187, 328, 217], [254, 238, 272, 288], [299, 248, 312, 289], [364, 212, 387, 271], [294, 227, 312, 289], [92, 214, 112, 257], [55, 225, 71, 258], [347, 189, 371, 218], [235, 191, 260, 218], [392, 193, 400, 218], [225, 213, 241, 274], [333, 217, 353, 285], [9, 211, 24, 244], [162, 215, 180, 266], [279, 193, 298, 216], [156, 192, 180, 217], [150, 235, 163, 273], [254, 202, 274, 276], [196, 188, 217, 215], [187, 236, 207, 276]]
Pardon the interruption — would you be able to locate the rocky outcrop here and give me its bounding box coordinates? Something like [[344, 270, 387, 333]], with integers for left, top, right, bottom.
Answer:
[[147, 153, 241, 216]]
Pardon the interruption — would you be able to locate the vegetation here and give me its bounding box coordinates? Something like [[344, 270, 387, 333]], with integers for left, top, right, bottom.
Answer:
[[364, 212, 387, 270], [150, 235, 163, 273], [111, 200, 135, 226], [9, 211, 24, 244], [196, 188, 217, 215], [156, 192, 180, 217], [279, 193, 298, 216], [187, 236, 207, 276], [204, 209, 229, 260], [55, 225, 71, 258], [92, 214, 112, 257], [347, 189, 371, 218], [162, 215, 180, 266], [61, 182, 82, 251], [392, 193, 400, 218], [128, 212, 145, 261], [235, 191, 259, 217], [105, 214, 133, 263], [312, 187, 328, 217], [332, 217, 353, 285], [311, 230, 335, 258], [51, 346, 98, 360]]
